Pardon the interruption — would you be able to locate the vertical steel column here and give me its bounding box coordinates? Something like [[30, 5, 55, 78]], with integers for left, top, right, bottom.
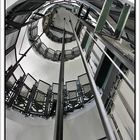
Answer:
[[114, 4, 131, 39], [83, 0, 113, 60], [53, 30, 65, 140], [70, 20, 116, 140], [6, 32, 44, 82], [77, 4, 84, 17], [95, 0, 113, 33]]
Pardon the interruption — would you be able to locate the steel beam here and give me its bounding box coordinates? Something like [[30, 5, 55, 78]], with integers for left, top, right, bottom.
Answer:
[[70, 19, 116, 140], [69, 13, 134, 73], [95, 0, 114, 33], [53, 30, 65, 140], [114, 4, 131, 39]]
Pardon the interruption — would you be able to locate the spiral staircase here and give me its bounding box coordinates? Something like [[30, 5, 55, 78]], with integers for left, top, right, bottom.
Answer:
[[5, 0, 135, 140]]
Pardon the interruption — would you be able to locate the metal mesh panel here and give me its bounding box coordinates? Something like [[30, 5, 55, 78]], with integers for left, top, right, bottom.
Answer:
[[73, 47, 80, 56], [24, 75, 36, 89], [20, 86, 28, 97], [78, 74, 89, 85], [54, 50, 61, 61], [31, 20, 38, 28], [31, 27, 38, 38], [6, 75, 16, 89], [6, 30, 19, 50], [13, 65, 24, 80], [36, 37, 41, 46], [83, 84, 91, 93], [37, 80, 50, 94], [36, 92, 45, 102], [65, 50, 73, 59], [46, 48, 55, 59], [52, 83, 59, 93], [66, 81, 77, 91], [69, 91, 77, 99], [39, 43, 47, 55]]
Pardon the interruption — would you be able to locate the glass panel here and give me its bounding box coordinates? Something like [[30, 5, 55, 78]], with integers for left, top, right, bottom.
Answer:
[[85, 34, 94, 52], [6, 49, 16, 70], [53, 93, 57, 100], [52, 83, 59, 93], [81, 31, 89, 49], [24, 75, 36, 89], [6, 30, 19, 50], [92, 43, 103, 62], [13, 65, 24, 80], [37, 80, 50, 94], [90, 51, 99, 67]]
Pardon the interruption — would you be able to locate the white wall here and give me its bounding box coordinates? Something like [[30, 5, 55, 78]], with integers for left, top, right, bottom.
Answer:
[[6, 102, 106, 140], [19, 48, 85, 84]]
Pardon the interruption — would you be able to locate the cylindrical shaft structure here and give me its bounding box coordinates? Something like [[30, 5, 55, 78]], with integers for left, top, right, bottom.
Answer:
[[114, 3, 131, 39]]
